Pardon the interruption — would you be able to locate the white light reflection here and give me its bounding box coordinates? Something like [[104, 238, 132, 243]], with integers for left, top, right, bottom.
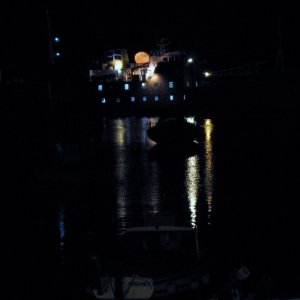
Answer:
[[204, 119, 214, 225], [185, 155, 200, 228]]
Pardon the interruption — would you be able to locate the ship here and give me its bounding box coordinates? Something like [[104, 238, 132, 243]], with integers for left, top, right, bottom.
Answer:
[[87, 38, 202, 113]]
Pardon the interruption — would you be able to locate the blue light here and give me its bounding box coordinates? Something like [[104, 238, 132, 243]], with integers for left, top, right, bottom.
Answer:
[[169, 95, 174, 101], [124, 83, 129, 90], [55, 52, 61, 57], [169, 82, 174, 88], [54, 37, 60, 42], [131, 96, 135, 102], [101, 98, 106, 104], [154, 96, 159, 101], [142, 96, 147, 101], [98, 84, 103, 92]]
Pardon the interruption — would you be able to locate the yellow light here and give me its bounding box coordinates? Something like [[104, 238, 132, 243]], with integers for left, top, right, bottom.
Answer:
[[204, 119, 213, 142], [114, 61, 123, 71], [151, 74, 159, 82], [204, 71, 212, 77]]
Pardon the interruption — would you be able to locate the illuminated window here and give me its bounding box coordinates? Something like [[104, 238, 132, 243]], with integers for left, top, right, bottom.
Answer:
[[131, 96, 135, 102], [98, 84, 103, 92], [141, 82, 146, 89], [142, 96, 147, 101], [116, 98, 121, 103], [183, 94, 186, 100], [186, 81, 190, 87], [169, 95, 174, 101], [124, 83, 129, 90], [195, 81, 199, 87], [169, 81, 174, 88], [101, 98, 106, 104], [154, 96, 159, 101]]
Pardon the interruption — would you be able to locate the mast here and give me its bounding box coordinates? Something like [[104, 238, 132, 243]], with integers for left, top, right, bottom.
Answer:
[[46, 5, 55, 105], [46, 5, 55, 66], [275, 16, 284, 74]]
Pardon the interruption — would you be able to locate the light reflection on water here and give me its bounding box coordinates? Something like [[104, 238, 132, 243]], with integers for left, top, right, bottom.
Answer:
[[45, 112, 298, 294], [57, 202, 65, 263], [104, 116, 215, 232], [203, 119, 214, 225], [107, 117, 161, 231], [185, 155, 201, 228]]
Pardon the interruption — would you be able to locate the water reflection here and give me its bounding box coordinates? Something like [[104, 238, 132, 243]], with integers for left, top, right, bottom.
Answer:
[[114, 119, 126, 147], [203, 119, 214, 225], [57, 202, 65, 263], [185, 155, 201, 228], [108, 116, 215, 231], [112, 118, 130, 231], [110, 117, 161, 231]]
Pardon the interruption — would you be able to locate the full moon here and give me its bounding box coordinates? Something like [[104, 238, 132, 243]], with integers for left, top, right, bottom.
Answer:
[[134, 51, 150, 64]]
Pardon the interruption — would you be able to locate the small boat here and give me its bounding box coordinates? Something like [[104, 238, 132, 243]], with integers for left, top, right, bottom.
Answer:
[[147, 117, 199, 145], [86, 215, 203, 299]]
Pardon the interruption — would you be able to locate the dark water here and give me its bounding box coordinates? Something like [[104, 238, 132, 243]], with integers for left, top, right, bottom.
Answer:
[[4, 106, 299, 299]]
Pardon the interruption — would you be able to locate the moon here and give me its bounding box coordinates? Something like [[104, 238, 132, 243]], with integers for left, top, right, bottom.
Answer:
[[134, 51, 150, 64]]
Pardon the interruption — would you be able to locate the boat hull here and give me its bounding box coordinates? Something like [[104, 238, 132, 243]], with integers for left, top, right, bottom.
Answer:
[[147, 118, 198, 145], [88, 273, 200, 299]]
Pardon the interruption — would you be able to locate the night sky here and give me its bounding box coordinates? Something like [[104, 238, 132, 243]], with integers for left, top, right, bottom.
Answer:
[[1, 1, 299, 72]]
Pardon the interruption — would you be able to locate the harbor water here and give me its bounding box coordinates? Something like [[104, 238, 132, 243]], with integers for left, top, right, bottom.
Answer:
[[3, 98, 299, 299]]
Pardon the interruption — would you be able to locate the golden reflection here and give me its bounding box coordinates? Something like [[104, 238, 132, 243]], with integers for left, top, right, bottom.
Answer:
[[115, 119, 126, 147], [114, 118, 160, 232], [204, 119, 214, 225], [113, 119, 128, 231], [204, 119, 213, 142], [185, 155, 200, 228]]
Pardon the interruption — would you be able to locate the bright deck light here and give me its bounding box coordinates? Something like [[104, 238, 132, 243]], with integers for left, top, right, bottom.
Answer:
[[114, 61, 122, 72]]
